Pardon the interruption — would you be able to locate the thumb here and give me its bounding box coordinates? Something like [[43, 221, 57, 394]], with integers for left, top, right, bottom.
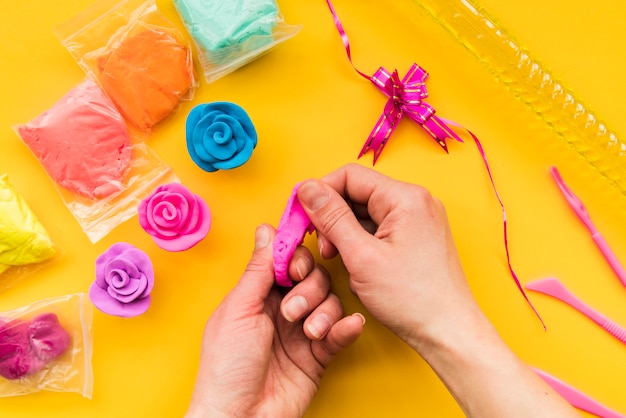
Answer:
[[298, 180, 371, 259], [235, 224, 277, 299]]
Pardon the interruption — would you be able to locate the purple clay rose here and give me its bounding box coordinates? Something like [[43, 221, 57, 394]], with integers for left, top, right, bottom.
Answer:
[[89, 242, 154, 317], [138, 183, 211, 252]]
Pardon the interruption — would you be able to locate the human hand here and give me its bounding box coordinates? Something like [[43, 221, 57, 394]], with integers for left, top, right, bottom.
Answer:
[[296, 163, 479, 352], [295, 164, 579, 417], [186, 225, 364, 418]]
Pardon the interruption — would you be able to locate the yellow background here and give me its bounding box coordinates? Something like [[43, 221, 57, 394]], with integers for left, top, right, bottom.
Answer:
[[1, 0, 625, 416]]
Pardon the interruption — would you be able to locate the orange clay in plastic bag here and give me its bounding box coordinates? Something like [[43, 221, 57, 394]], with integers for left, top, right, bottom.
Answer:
[[96, 27, 195, 130], [54, 0, 197, 133]]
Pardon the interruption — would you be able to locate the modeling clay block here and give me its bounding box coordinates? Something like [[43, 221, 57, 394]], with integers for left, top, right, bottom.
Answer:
[[16, 79, 132, 199], [97, 28, 195, 130], [0, 174, 55, 274], [174, 0, 278, 64], [273, 183, 315, 287]]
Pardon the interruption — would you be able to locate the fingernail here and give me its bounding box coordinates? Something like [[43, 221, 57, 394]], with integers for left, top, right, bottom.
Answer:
[[294, 256, 310, 281], [352, 312, 366, 326], [255, 225, 270, 250], [317, 236, 325, 258], [282, 295, 309, 322], [299, 181, 329, 211], [307, 313, 332, 339]]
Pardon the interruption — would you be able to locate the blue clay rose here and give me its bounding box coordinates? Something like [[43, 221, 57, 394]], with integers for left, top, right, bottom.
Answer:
[[186, 102, 257, 172]]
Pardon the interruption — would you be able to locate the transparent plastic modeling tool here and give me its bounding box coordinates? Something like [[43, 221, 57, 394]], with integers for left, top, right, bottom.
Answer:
[[392, 0, 626, 198], [532, 368, 626, 418], [550, 166, 626, 287], [526, 277, 626, 344]]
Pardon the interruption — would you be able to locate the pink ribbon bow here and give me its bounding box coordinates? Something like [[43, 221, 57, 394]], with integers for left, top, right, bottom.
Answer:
[[325, 0, 463, 163], [363, 65, 464, 163]]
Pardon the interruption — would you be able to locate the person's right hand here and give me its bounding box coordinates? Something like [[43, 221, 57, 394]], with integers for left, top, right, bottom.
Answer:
[[295, 163, 480, 351], [295, 164, 579, 418]]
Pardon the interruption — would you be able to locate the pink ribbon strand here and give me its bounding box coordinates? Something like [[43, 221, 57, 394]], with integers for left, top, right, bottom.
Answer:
[[324, 0, 544, 328]]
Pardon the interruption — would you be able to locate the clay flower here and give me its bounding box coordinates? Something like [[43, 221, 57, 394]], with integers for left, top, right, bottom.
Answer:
[[89, 243, 154, 317], [0, 314, 70, 380], [138, 183, 211, 251], [186, 102, 258, 172]]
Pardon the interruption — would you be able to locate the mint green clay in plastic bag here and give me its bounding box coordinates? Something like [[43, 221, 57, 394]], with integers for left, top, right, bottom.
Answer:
[[174, 0, 301, 83]]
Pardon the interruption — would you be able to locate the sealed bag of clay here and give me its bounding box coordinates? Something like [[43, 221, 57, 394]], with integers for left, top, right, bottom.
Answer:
[[0, 293, 93, 398], [173, 0, 301, 83], [0, 174, 59, 290], [14, 77, 179, 243], [54, 0, 197, 132]]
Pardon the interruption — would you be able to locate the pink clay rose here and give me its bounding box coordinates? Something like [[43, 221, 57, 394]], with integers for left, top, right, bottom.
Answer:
[[138, 183, 211, 251]]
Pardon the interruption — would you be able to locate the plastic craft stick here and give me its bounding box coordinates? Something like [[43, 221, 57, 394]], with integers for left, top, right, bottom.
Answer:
[[550, 167, 626, 287], [526, 277, 626, 345], [532, 367, 626, 418]]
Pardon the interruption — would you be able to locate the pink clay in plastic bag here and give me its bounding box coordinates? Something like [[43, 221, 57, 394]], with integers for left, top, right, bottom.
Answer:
[[0, 294, 93, 398]]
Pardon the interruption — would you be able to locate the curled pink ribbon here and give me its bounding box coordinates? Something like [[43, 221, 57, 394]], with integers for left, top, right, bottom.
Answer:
[[325, 0, 544, 328]]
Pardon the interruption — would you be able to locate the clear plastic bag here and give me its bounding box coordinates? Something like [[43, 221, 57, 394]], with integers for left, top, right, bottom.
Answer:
[[0, 174, 60, 290], [54, 0, 197, 132], [173, 0, 301, 83], [14, 78, 179, 243], [0, 293, 93, 398]]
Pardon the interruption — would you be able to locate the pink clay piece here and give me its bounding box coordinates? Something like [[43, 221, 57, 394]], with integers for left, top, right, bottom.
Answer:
[[273, 183, 315, 287]]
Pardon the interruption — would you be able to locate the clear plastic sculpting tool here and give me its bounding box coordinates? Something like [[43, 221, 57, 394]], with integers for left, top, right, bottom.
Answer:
[[550, 166, 626, 287], [532, 367, 626, 418], [526, 277, 626, 344]]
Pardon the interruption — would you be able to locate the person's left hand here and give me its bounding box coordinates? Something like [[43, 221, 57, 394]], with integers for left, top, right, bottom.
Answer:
[[186, 224, 365, 418]]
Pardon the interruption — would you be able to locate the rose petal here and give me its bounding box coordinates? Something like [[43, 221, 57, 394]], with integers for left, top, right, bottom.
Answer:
[[122, 248, 154, 282], [108, 275, 148, 302], [105, 258, 139, 282], [89, 281, 152, 317], [179, 196, 202, 234], [108, 272, 140, 296], [95, 242, 135, 286]]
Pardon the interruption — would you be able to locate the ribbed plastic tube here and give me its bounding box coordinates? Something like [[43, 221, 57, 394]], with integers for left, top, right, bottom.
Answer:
[[395, 0, 626, 197]]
